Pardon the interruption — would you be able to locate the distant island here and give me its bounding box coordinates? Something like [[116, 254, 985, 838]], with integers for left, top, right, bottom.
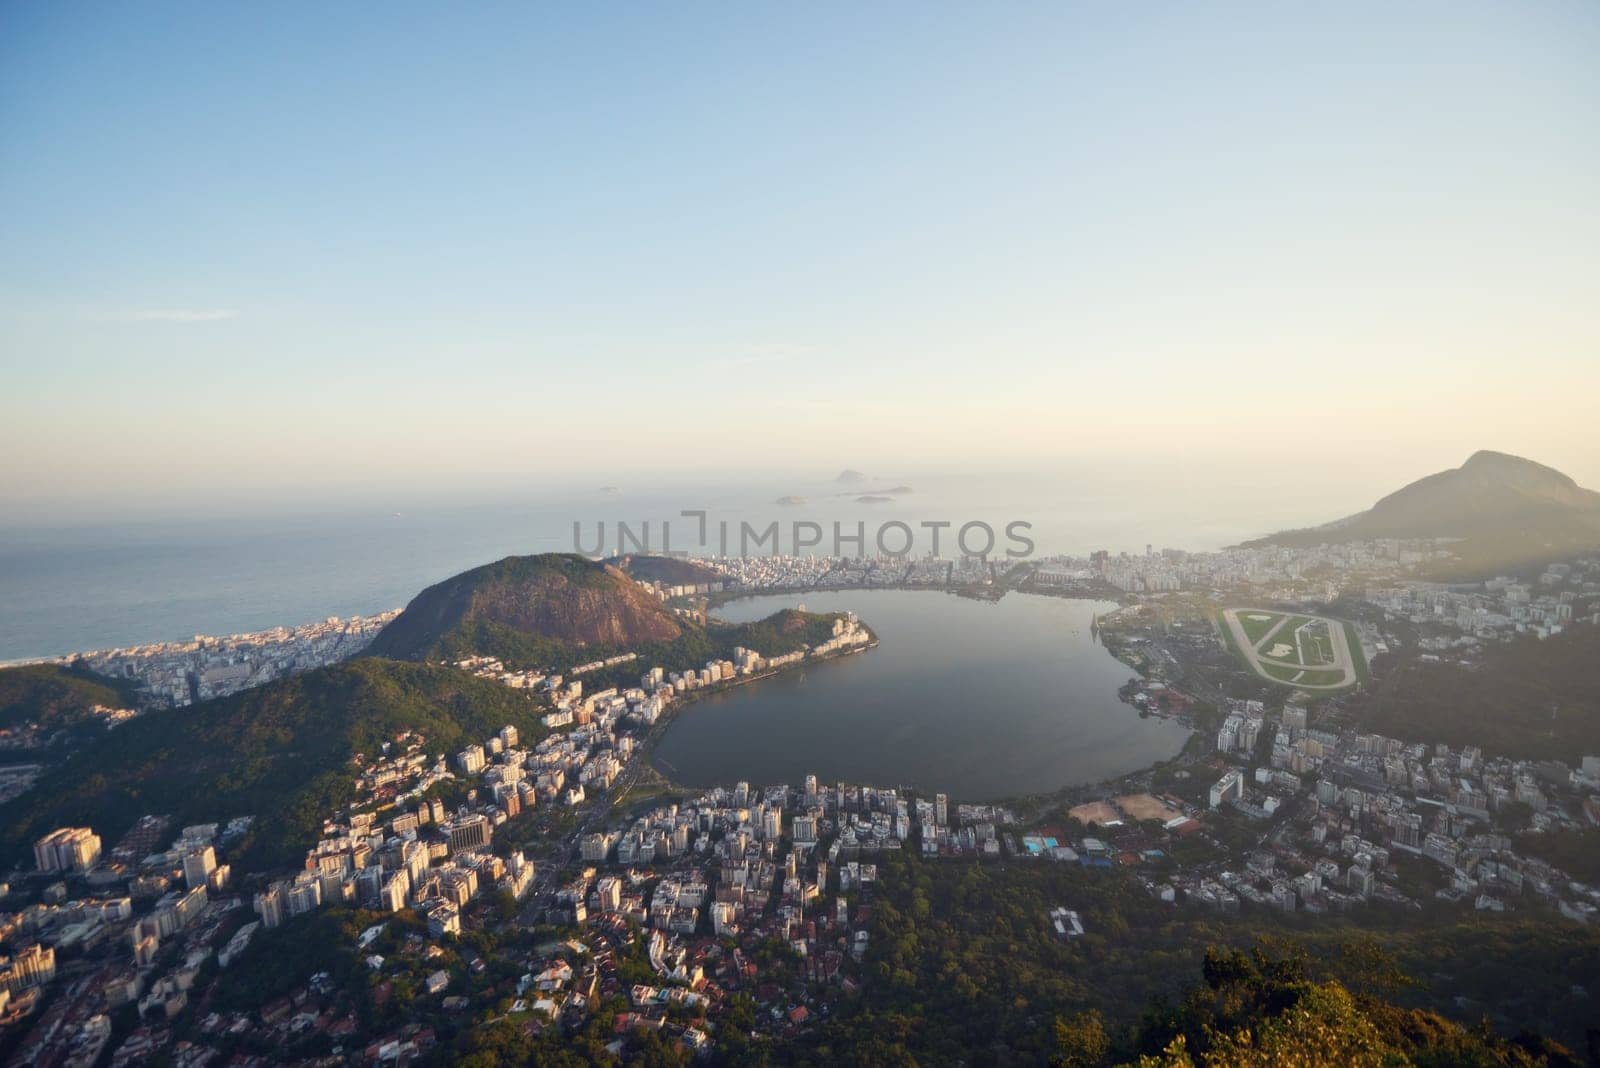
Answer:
[[775, 495, 807, 506], [835, 468, 869, 484], [855, 495, 893, 504]]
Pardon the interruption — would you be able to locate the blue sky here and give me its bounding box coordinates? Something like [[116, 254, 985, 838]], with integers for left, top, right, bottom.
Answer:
[[3, 2, 1598, 514]]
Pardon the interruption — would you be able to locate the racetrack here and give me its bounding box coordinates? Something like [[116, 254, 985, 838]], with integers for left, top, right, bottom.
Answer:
[[1219, 607, 1358, 690]]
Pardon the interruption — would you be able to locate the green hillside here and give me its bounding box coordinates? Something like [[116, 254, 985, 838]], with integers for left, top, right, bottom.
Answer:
[[0, 658, 549, 873], [0, 663, 141, 736]]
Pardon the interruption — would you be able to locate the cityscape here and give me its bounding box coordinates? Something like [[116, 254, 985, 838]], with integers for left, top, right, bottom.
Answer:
[[4, 3, 1599, 1065], [2, 532, 1598, 1063]]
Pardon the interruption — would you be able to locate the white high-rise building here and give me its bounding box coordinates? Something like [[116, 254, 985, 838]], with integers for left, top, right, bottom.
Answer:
[[33, 827, 102, 873], [183, 846, 217, 889]]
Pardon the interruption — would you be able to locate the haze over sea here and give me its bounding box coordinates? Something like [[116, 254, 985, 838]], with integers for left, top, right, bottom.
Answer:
[[0, 473, 1345, 661]]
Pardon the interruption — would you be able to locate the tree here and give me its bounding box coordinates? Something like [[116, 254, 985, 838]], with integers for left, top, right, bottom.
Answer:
[[1052, 1010, 1110, 1067]]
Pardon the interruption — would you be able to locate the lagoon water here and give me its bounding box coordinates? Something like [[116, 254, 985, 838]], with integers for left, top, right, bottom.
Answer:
[[651, 589, 1192, 800]]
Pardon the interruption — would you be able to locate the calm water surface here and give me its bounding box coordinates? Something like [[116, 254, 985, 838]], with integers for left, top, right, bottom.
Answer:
[[651, 589, 1191, 800], [0, 473, 1333, 660]]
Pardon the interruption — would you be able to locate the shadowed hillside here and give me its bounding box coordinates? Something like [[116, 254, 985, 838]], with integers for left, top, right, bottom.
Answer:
[[1241, 451, 1600, 575]]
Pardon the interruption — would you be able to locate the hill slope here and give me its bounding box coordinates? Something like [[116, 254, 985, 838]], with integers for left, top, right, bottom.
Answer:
[[366, 554, 683, 664], [0, 659, 547, 872], [1349, 621, 1600, 762], [0, 663, 140, 736], [1242, 450, 1600, 572]]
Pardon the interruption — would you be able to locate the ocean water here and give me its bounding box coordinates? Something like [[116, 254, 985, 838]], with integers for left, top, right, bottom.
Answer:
[[651, 589, 1192, 799], [0, 474, 1331, 660]]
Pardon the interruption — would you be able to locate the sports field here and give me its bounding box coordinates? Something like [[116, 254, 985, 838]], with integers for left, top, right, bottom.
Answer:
[[1067, 800, 1122, 827], [1217, 607, 1364, 690], [1115, 793, 1182, 822]]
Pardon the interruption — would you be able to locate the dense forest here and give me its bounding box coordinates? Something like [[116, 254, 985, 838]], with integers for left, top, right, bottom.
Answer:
[[1514, 828, 1600, 887], [1351, 623, 1600, 760], [784, 853, 1599, 1065]]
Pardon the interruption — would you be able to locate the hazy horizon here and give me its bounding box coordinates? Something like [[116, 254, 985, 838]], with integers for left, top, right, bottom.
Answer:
[[5, 3, 1599, 516], [1, 447, 1587, 532]]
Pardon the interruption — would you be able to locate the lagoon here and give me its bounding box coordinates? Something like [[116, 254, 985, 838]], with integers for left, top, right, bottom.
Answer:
[[651, 589, 1191, 799]]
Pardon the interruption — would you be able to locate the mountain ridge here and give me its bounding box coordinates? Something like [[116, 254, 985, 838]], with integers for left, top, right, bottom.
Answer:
[[1239, 450, 1600, 573]]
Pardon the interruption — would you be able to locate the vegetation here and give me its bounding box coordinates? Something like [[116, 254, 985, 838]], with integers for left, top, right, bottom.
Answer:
[[1287, 669, 1347, 687], [1343, 620, 1372, 683], [0, 659, 549, 872], [0, 662, 140, 736], [1128, 944, 1580, 1067], [366, 553, 685, 663], [1235, 612, 1283, 645], [429, 609, 859, 703], [789, 852, 1599, 1064], [365, 554, 865, 684], [1351, 623, 1600, 761], [1514, 828, 1600, 887]]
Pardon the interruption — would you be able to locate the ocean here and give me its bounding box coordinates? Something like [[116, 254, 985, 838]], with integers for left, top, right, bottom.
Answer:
[[0, 474, 1334, 661]]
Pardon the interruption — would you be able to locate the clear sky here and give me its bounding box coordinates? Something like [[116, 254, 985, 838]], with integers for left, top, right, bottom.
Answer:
[[3, 2, 1597, 518]]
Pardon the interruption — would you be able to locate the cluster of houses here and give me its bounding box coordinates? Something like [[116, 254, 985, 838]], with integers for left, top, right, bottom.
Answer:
[[1363, 557, 1598, 648], [1179, 696, 1600, 921], [45, 610, 401, 708]]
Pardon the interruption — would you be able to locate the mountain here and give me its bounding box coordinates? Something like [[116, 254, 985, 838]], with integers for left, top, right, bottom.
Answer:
[[366, 554, 684, 664], [0, 659, 548, 872], [1241, 451, 1600, 572], [835, 468, 869, 484], [364, 551, 858, 684]]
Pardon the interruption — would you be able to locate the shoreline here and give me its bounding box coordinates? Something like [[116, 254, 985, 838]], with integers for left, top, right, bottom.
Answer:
[[639, 588, 1197, 810]]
